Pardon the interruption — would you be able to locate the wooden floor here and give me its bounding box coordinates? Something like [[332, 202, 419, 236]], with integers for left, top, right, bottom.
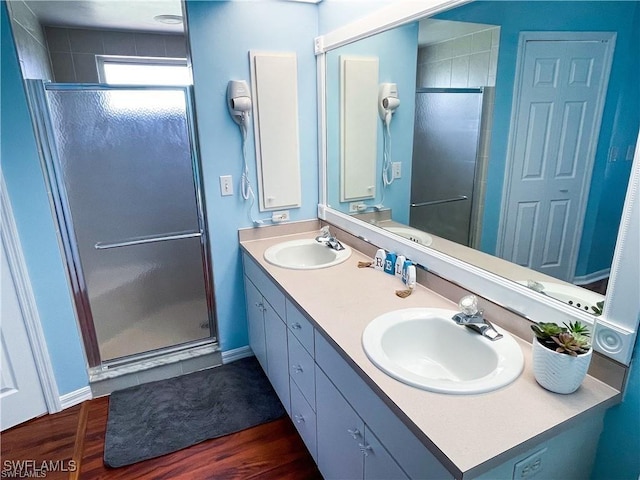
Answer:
[[1, 397, 322, 479]]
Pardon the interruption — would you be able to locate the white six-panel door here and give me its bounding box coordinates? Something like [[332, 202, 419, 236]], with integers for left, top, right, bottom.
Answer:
[[0, 236, 48, 430], [499, 33, 614, 281]]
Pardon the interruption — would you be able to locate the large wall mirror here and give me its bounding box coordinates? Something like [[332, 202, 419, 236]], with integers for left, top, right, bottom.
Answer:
[[317, 0, 640, 365]]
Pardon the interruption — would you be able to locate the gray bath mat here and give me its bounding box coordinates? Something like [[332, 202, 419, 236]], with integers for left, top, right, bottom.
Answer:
[[103, 356, 285, 468]]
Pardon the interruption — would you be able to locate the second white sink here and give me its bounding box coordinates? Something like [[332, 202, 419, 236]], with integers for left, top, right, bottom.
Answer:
[[362, 308, 524, 394], [264, 238, 352, 270]]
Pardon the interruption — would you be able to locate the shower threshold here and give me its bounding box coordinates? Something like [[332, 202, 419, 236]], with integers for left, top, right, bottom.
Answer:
[[89, 340, 221, 396]]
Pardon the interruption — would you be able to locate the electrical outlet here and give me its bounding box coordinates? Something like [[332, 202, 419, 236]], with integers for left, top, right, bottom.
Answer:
[[219, 175, 233, 196], [392, 162, 402, 179], [513, 448, 546, 480], [349, 202, 366, 213], [271, 210, 290, 223]]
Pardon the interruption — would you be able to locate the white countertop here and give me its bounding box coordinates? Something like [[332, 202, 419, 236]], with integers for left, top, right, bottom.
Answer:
[[240, 230, 620, 477]]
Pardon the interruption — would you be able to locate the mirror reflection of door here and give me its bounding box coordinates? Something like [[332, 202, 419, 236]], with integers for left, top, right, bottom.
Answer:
[[498, 33, 615, 283]]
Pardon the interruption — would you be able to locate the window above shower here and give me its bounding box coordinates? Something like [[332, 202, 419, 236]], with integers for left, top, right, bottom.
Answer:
[[97, 55, 191, 86]]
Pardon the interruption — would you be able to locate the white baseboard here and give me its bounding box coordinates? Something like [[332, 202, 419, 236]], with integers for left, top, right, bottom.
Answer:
[[59, 386, 92, 410], [221, 346, 253, 364], [574, 268, 610, 285]]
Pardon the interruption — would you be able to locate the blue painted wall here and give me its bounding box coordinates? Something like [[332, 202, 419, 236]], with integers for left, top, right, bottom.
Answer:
[[326, 23, 418, 223], [592, 326, 640, 480], [186, 0, 319, 351], [1, 3, 88, 395], [436, 1, 639, 279]]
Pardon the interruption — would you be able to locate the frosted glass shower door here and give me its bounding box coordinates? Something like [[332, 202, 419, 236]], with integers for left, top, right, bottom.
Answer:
[[43, 86, 214, 362]]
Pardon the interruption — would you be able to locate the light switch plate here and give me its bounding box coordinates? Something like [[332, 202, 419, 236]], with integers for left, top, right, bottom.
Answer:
[[220, 175, 233, 196]]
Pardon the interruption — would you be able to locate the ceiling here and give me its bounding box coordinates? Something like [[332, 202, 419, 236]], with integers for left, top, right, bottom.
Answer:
[[26, 0, 185, 34]]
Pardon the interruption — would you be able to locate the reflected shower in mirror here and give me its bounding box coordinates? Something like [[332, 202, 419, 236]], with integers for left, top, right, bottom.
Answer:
[[325, 0, 639, 314]]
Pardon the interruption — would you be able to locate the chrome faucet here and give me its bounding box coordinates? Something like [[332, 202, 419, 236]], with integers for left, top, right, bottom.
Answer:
[[452, 295, 503, 341], [315, 226, 345, 251]]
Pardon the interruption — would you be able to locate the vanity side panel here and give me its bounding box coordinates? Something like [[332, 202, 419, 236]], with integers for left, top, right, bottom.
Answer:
[[468, 411, 605, 479], [315, 331, 456, 480]]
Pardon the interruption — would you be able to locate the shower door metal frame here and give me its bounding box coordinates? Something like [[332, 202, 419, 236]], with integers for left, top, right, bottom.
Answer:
[[24, 80, 218, 368]]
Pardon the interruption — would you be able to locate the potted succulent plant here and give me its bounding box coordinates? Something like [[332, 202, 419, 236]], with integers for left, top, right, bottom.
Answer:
[[530, 320, 592, 394]]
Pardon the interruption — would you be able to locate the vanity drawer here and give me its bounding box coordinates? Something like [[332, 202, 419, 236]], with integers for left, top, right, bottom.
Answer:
[[288, 330, 316, 410], [315, 332, 452, 480], [286, 299, 314, 356], [290, 379, 317, 461], [243, 253, 285, 319]]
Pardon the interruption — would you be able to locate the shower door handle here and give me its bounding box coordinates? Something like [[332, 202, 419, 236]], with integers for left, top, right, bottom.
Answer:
[[95, 231, 202, 250], [410, 195, 468, 208]]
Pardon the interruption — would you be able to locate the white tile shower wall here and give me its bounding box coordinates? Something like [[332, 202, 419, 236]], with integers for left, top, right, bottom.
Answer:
[[417, 27, 500, 89], [5, 0, 52, 80], [44, 27, 188, 83]]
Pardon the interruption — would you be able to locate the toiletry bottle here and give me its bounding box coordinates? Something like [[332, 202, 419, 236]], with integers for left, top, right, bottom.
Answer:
[[395, 255, 406, 278], [404, 265, 416, 289], [384, 252, 397, 275], [374, 249, 386, 271], [402, 260, 413, 284]]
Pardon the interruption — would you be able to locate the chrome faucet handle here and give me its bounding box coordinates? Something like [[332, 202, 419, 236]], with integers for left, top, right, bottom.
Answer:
[[316, 226, 331, 242], [458, 295, 478, 316]]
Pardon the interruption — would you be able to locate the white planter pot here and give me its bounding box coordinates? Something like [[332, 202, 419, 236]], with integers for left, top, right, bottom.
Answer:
[[532, 337, 592, 394]]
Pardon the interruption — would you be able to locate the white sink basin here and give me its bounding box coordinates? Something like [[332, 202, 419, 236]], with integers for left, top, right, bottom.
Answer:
[[362, 308, 524, 394], [517, 280, 604, 313], [385, 226, 433, 246], [264, 239, 352, 270]]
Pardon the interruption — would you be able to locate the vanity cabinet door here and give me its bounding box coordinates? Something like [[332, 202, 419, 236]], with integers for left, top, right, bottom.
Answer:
[[244, 277, 267, 372], [316, 365, 365, 480], [264, 301, 290, 414], [290, 379, 317, 461], [363, 426, 409, 480]]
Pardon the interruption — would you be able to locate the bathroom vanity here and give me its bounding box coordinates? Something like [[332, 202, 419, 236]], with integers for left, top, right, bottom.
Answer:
[[240, 226, 620, 479]]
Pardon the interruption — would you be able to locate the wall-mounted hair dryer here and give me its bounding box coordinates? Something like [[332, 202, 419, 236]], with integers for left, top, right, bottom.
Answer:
[[378, 83, 400, 126], [227, 80, 252, 127]]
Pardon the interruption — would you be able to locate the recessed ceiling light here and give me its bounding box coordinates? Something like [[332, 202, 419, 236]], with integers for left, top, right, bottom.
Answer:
[[154, 14, 183, 25]]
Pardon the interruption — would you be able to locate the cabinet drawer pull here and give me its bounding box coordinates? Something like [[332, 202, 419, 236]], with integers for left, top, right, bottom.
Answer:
[[347, 428, 361, 439], [358, 443, 372, 456], [291, 322, 302, 329], [291, 364, 304, 373], [294, 414, 305, 424]]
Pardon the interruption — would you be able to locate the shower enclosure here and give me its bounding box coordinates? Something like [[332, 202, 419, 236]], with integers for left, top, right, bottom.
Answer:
[[26, 81, 217, 367], [410, 88, 484, 246]]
